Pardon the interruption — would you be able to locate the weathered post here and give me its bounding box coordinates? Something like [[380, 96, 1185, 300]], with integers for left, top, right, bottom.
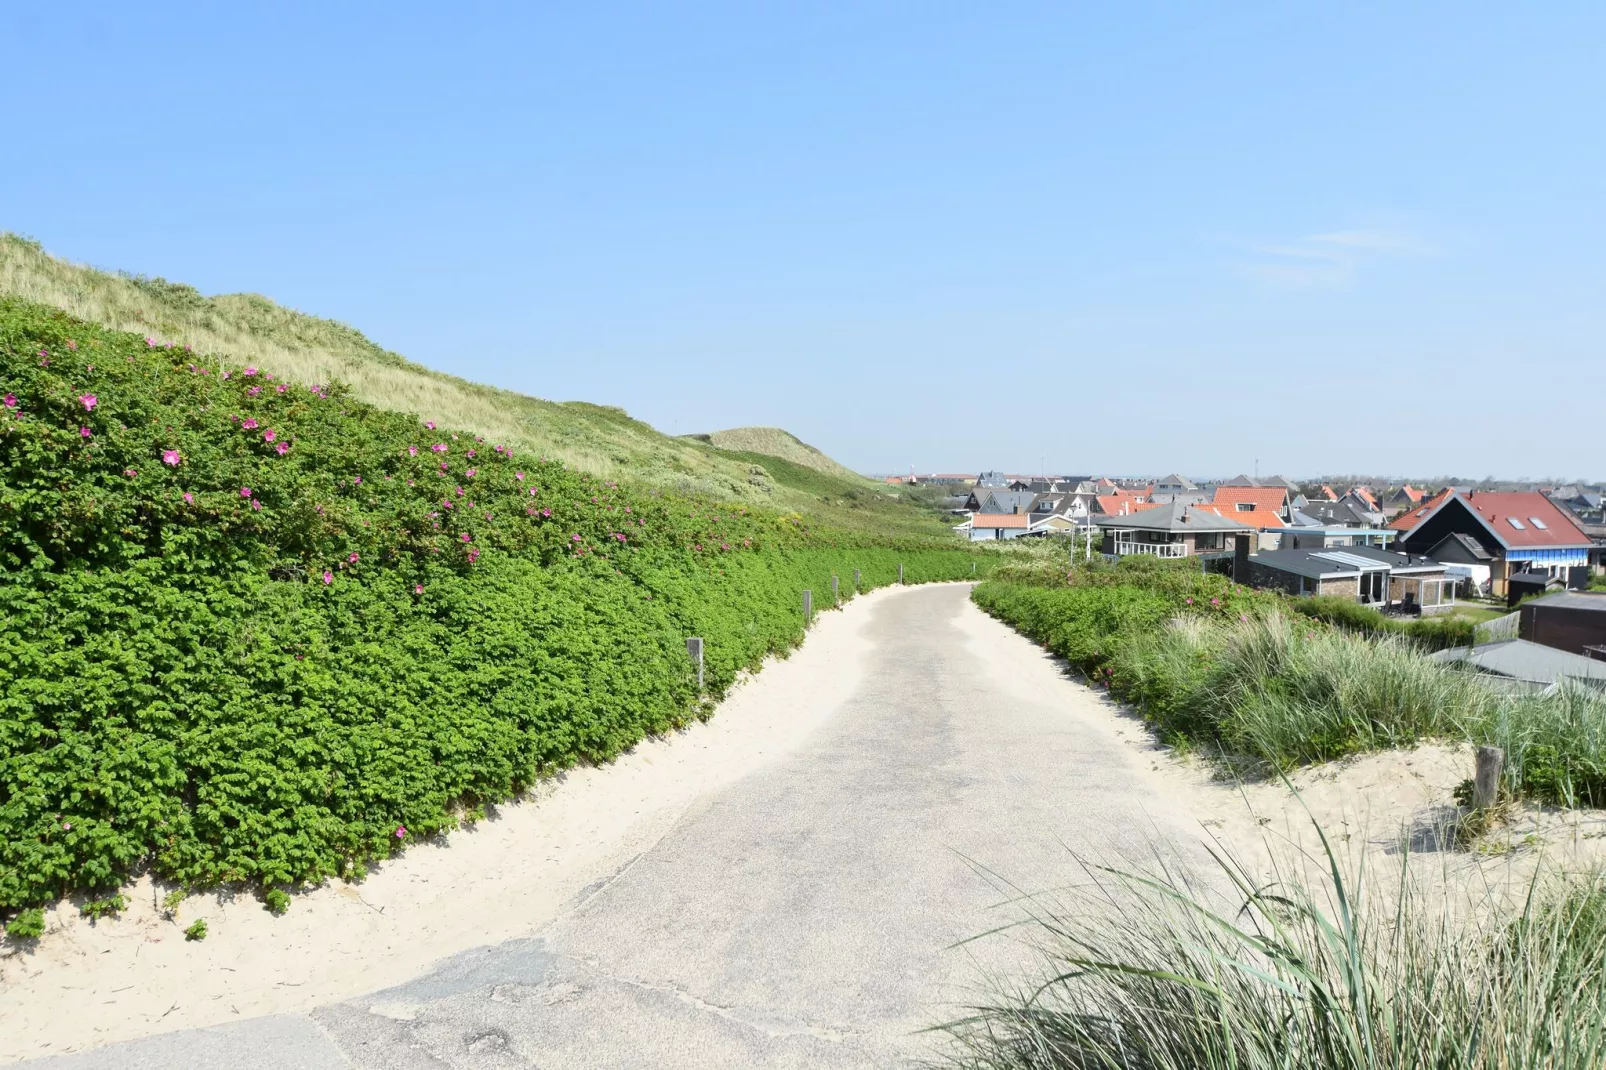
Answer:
[[898, 563, 904, 585], [853, 568, 861, 591], [1474, 746, 1504, 809], [972, 561, 976, 575], [685, 637, 704, 691], [831, 574, 839, 602], [803, 589, 812, 624]]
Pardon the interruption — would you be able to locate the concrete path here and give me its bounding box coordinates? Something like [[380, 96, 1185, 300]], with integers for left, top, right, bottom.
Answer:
[[22, 584, 1202, 1069]]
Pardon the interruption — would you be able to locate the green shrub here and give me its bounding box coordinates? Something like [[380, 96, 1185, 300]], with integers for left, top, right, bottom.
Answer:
[[79, 894, 125, 920], [5, 907, 44, 940], [263, 888, 290, 915], [184, 919, 207, 941], [0, 298, 989, 923]]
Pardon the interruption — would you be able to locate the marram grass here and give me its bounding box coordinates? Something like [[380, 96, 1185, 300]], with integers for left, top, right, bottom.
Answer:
[[937, 823, 1606, 1069]]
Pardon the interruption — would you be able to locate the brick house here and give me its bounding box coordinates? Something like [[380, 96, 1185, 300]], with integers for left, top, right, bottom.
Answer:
[[1241, 545, 1456, 612]]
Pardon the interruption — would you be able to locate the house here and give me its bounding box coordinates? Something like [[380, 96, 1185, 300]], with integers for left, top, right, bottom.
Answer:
[[974, 470, 1009, 489], [1209, 485, 1291, 523], [1395, 491, 1593, 597], [1093, 488, 1152, 517], [1420, 532, 1497, 593], [1429, 639, 1606, 693], [1095, 501, 1253, 559], [1203, 485, 1290, 548], [963, 488, 1037, 514], [1284, 498, 1396, 549], [1519, 591, 1606, 657], [1153, 473, 1198, 493], [961, 513, 1034, 541], [1240, 545, 1456, 613], [1318, 484, 1340, 502], [1388, 485, 1428, 509]]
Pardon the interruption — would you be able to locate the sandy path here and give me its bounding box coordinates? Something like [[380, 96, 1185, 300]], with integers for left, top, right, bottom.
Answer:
[[0, 585, 908, 1064]]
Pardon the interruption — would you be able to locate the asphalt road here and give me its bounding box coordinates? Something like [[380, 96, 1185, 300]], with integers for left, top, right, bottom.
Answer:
[[25, 584, 1201, 1069]]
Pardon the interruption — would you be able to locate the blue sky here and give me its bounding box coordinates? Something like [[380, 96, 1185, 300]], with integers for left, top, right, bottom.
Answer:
[[4, 2, 1603, 480]]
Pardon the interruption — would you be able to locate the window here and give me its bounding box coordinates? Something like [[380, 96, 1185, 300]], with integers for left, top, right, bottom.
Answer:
[[1236, 502, 1254, 512], [1507, 517, 1526, 530], [1530, 517, 1548, 529]]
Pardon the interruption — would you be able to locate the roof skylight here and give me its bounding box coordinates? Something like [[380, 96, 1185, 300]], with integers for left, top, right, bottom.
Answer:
[[1530, 517, 1548, 529], [1507, 517, 1526, 530]]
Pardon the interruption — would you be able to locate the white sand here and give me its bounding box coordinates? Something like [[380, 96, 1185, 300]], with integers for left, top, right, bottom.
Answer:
[[0, 585, 904, 1064]]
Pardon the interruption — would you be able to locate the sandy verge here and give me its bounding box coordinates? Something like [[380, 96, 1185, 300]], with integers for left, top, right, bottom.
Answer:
[[0, 584, 917, 1065], [955, 597, 1606, 912]]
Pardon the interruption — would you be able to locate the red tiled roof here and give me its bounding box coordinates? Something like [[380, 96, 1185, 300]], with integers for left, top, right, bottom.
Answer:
[[1210, 486, 1288, 517], [970, 512, 1030, 529], [1196, 502, 1287, 529], [1464, 492, 1592, 548], [1399, 484, 1425, 504], [1349, 487, 1379, 510], [1390, 488, 1452, 531], [1095, 491, 1157, 516], [1319, 484, 1338, 501]]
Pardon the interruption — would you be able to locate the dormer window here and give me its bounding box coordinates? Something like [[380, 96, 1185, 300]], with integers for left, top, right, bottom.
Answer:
[[1236, 502, 1254, 512]]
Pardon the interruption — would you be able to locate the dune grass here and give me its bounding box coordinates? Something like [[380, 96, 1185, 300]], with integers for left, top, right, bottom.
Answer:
[[972, 554, 1606, 806], [0, 233, 944, 536], [938, 829, 1606, 1069]]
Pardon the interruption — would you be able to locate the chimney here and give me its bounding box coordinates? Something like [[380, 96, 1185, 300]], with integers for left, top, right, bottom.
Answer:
[[1232, 532, 1252, 583]]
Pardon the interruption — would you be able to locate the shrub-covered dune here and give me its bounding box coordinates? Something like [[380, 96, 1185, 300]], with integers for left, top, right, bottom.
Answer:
[[0, 298, 984, 928]]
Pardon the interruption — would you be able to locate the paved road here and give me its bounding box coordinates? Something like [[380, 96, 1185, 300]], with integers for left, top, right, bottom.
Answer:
[[26, 585, 1201, 1069]]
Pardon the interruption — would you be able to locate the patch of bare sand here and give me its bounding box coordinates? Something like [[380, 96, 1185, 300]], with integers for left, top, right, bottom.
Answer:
[[0, 585, 916, 1065]]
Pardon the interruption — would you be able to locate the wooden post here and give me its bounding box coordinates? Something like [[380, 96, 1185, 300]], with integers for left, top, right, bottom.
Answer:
[[898, 563, 904, 585], [803, 589, 812, 624], [685, 637, 704, 691], [972, 561, 976, 574], [853, 568, 861, 591], [1474, 745, 1504, 809], [831, 575, 839, 602]]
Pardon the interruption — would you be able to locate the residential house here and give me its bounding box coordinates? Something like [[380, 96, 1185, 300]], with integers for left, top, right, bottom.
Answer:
[[1545, 491, 1606, 574], [1095, 501, 1253, 559], [1394, 491, 1594, 597], [961, 513, 1034, 541], [1093, 488, 1152, 517], [1240, 545, 1456, 613], [1204, 485, 1290, 548], [974, 471, 1009, 489], [963, 488, 1037, 514], [1388, 485, 1429, 510], [1318, 484, 1340, 502], [1153, 473, 1198, 493], [1284, 498, 1395, 549]]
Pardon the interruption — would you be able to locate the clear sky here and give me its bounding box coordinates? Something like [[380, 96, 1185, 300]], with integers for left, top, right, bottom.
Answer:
[[4, 3, 1602, 481]]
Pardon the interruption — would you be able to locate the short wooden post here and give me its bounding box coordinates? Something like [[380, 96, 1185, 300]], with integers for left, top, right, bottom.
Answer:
[[853, 568, 861, 591], [972, 561, 976, 574], [685, 637, 704, 691], [1474, 745, 1504, 809], [898, 563, 904, 585], [802, 589, 812, 624], [831, 575, 839, 602]]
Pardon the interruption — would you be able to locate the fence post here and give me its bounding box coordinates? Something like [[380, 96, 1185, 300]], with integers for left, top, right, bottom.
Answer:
[[853, 568, 861, 592], [1474, 746, 1504, 809], [685, 637, 704, 691], [898, 563, 904, 585], [831, 575, 839, 602], [803, 589, 812, 624]]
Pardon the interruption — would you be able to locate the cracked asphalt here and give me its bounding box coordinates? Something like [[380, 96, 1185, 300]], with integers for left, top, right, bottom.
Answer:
[[23, 584, 1202, 1069]]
